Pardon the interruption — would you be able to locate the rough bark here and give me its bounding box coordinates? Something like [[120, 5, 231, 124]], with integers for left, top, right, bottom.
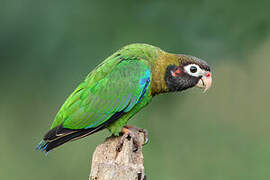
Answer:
[[89, 130, 146, 180]]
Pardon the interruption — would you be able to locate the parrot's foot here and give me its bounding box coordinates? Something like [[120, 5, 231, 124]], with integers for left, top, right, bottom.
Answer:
[[125, 125, 149, 145], [116, 127, 139, 152], [116, 125, 149, 152]]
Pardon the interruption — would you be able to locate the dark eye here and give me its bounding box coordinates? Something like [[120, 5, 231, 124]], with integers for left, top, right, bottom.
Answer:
[[190, 66, 197, 73]]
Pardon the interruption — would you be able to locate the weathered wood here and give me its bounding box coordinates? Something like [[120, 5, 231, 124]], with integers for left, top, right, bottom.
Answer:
[[89, 130, 146, 180]]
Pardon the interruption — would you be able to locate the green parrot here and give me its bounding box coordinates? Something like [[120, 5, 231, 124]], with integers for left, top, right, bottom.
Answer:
[[36, 43, 212, 153]]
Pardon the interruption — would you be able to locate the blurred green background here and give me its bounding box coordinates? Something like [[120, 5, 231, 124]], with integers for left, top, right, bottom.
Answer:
[[1, 0, 270, 179]]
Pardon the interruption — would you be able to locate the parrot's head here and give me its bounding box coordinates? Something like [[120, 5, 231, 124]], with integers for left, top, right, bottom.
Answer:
[[164, 54, 212, 93]]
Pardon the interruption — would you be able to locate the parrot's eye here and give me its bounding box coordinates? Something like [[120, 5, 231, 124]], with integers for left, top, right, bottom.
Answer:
[[190, 66, 197, 73], [184, 64, 202, 77]]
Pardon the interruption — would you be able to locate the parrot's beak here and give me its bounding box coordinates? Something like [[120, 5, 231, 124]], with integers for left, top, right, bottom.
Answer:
[[196, 71, 212, 93]]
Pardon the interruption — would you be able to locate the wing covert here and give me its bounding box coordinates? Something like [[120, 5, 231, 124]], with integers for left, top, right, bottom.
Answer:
[[52, 60, 151, 130]]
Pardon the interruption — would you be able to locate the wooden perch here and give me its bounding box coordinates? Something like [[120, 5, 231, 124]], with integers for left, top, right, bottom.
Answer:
[[89, 130, 146, 180]]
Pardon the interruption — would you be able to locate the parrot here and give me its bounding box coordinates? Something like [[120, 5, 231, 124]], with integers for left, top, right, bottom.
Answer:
[[36, 43, 212, 153]]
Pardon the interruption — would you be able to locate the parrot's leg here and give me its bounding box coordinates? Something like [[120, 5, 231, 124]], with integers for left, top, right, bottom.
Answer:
[[116, 125, 149, 152]]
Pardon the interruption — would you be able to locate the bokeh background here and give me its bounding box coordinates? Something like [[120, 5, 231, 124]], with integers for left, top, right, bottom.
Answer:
[[1, 0, 270, 179]]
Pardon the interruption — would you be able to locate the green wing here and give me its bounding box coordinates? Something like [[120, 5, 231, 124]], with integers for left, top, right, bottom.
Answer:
[[51, 59, 151, 130]]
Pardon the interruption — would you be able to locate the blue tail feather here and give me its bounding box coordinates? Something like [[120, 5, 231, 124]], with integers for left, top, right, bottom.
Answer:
[[35, 140, 47, 151], [41, 144, 48, 152]]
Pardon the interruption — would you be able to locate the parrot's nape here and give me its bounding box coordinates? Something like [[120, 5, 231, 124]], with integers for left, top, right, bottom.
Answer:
[[36, 43, 212, 153]]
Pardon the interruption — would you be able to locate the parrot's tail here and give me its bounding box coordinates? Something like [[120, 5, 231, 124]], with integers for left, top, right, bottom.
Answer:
[[36, 111, 126, 154], [35, 125, 104, 154]]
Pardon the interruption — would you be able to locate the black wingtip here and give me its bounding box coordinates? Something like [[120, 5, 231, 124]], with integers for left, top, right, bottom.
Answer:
[[36, 127, 96, 153], [36, 112, 127, 153]]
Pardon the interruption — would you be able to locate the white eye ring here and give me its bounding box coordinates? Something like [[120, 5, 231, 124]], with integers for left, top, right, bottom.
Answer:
[[184, 64, 203, 77]]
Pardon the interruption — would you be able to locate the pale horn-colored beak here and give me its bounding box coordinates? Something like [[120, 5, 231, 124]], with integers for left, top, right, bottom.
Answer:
[[196, 71, 212, 93]]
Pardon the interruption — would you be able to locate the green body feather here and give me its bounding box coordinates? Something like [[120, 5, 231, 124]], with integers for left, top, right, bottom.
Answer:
[[51, 44, 159, 135]]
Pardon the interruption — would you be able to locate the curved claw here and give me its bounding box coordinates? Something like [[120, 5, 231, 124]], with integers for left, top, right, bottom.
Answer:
[[138, 128, 149, 145]]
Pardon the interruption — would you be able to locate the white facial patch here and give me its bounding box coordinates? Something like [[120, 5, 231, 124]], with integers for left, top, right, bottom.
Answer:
[[184, 64, 204, 77]]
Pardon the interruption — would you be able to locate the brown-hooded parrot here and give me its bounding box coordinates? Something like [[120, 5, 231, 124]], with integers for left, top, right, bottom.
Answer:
[[36, 43, 212, 153]]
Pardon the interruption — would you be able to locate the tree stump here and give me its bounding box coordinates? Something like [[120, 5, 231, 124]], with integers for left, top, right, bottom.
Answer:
[[89, 130, 146, 180]]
